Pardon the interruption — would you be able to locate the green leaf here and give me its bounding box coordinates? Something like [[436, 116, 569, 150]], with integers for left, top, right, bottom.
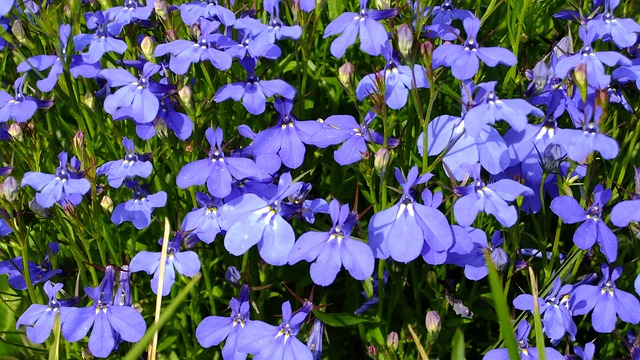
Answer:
[[451, 329, 466, 360], [327, 0, 345, 20], [312, 311, 372, 327]]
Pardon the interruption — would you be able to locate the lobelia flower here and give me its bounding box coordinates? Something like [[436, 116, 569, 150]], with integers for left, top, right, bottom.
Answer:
[[482, 321, 565, 360], [154, 18, 232, 73], [323, 0, 397, 58], [293, 0, 315, 12], [16, 281, 71, 344], [111, 180, 167, 229], [453, 163, 533, 228], [279, 183, 329, 224], [0, 75, 52, 123], [176, 127, 266, 198], [103, 0, 154, 36], [609, 168, 640, 227], [551, 118, 619, 162], [217, 29, 282, 61], [221, 172, 301, 266], [100, 62, 168, 125], [237, 300, 313, 360], [214, 58, 295, 115], [555, 26, 630, 85], [571, 264, 640, 333], [129, 231, 201, 296], [586, 0, 640, 48], [73, 11, 127, 64], [307, 318, 323, 360], [573, 342, 596, 360], [289, 199, 374, 286], [550, 184, 618, 262], [0, 1, 12, 16], [178, 0, 235, 27], [252, 99, 321, 171], [446, 229, 507, 280], [0, 253, 62, 291], [424, 0, 473, 26], [309, 112, 398, 166], [136, 97, 193, 140], [432, 16, 517, 80], [96, 137, 153, 188], [236, 5, 302, 57], [196, 284, 251, 359], [181, 192, 225, 244], [62, 266, 146, 358], [368, 167, 453, 263], [17, 24, 70, 92], [356, 42, 429, 110], [513, 277, 577, 341], [355, 270, 387, 314], [22, 151, 91, 208]]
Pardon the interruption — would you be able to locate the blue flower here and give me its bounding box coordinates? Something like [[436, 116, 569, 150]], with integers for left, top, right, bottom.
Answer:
[[610, 169, 640, 227], [111, 180, 167, 229], [550, 184, 618, 262], [73, 11, 127, 63], [181, 192, 225, 244], [179, 0, 235, 26], [196, 285, 251, 359], [16, 24, 70, 92], [97, 137, 153, 188], [0, 75, 51, 123], [62, 266, 146, 358], [129, 231, 201, 296], [323, 0, 397, 58], [571, 264, 640, 333], [16, 281, 70, 344], [445, 229, 507, 280], [289, 199, 374, 286], [482, 321, 565, 360], [586, 0, 640, 48], [103, 0, 154, 36], [432, 16, 517, 80], [237, 300, 312, 360], [0, 256, 62, 291], [306, 318, 324, 360], [176, 127, 267, 198], [21, 151, 91, 209]]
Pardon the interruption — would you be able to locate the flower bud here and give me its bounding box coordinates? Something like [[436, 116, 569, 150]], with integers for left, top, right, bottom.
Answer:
[[7, 123, 22, 141], [178, 85, 193, 109], [190, 23, 201, 40], [543, 143, 563, 172], [84, 91, 95, 110], [386, 331, 399, 351], [397, 24, 413, 58], [11, 20, 28, 44], [100, 195, 114, 213], [81, 347, 94, 360], [73, 130, 84, 155], [573, 63, 588, 103], [141, 36, 155, 61], [154, 0, 169, 21], [225, 266, 241, 284], [491, 247, 508, 270], [420, 40, 434, 66], [338, 61, 354, 89], [307, 319, 324, 359], [425, 311, 441, 335], [374, 147, 390, 177], [367, 345, 378, 357], [375, 0, 391, 9], [2, 176, 18, 202]]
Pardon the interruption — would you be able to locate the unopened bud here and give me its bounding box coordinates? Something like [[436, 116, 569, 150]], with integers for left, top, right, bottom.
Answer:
[[178, 85, 192, 109], [7, 123, 22, 141], [386, 331, 399, 351], [154, 0, 169, 21], [100, 195, 113, 213], [190, 23, 201, 40], [367, 345, 378, 357], [634, 168, 640, 196], [595, 89, 608, 124], [73, 130, 84, 155], [425, 311, 441, 334], [307, 319, 324, 359], [397, 24, 413, 58], [543, 143, 563, 171], [2, 176, 18, 202], [225, 266, 241, 284], [375, 0, 391, 9], [420, 40, 434, 65], [338, 61, 354, 89], [84, 91, 95, 110], [574, 63, 588, 103], [81, 347, 94, 360], [374, 147, 390, 176], [141, 36, 155, 61], [154, 117, 168, 138], [491, 247, 508, 270], [11, 20, 27, 44]]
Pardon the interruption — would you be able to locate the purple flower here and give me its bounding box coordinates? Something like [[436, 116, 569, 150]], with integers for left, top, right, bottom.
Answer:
[[550, 184, 618, 262], [323, 0, 397, 58], [154, 19, 232, 73], [196, 285, 251, 359], [103, 0, 154, 36], [0, 1, 12, 16], [22, 151, 91, 208], [289, 199, 374, 286], [610, 169, 640, 227], [513, 277, 576, 341], [97, 137, 153, 188], [73, 11, 127, 64], [368, 167, 453, 263], [248, 6, 302, 56], [446, 229, 507, 280], [572, 264, 640, 333], [0, 75, 51, 123], [574, 342, 596, 360], [355, 270, 387, 314], [100, 62, 166, 125], [453, 163, 533, 227], [137, 97, 193, 140], [237, 300, 312, 360], [252, 99, 321, 171], [129, 232, 201, 296], [179, 0, 235, 26], [279, 183, 329, 224], [587, 0, 640, 48], [482, 321, 565, 360], [111, 180, 167, 229], [432, 17, 517, 80], [62, 266, 146, 358], [176, 127, 266, 198], [356, 42, 429, 110], [16, 24, 70, 92], [551, 120, 618, 162], [16, 281, 70, 344], [221, 173, 301, 266], [306, 318, 323, 360], [217, 29, 282, 61], [181, 192, 224, 244], [0, 253, 62, 290], [424, 1, 473, 25], [214, 59, 296, 115]]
